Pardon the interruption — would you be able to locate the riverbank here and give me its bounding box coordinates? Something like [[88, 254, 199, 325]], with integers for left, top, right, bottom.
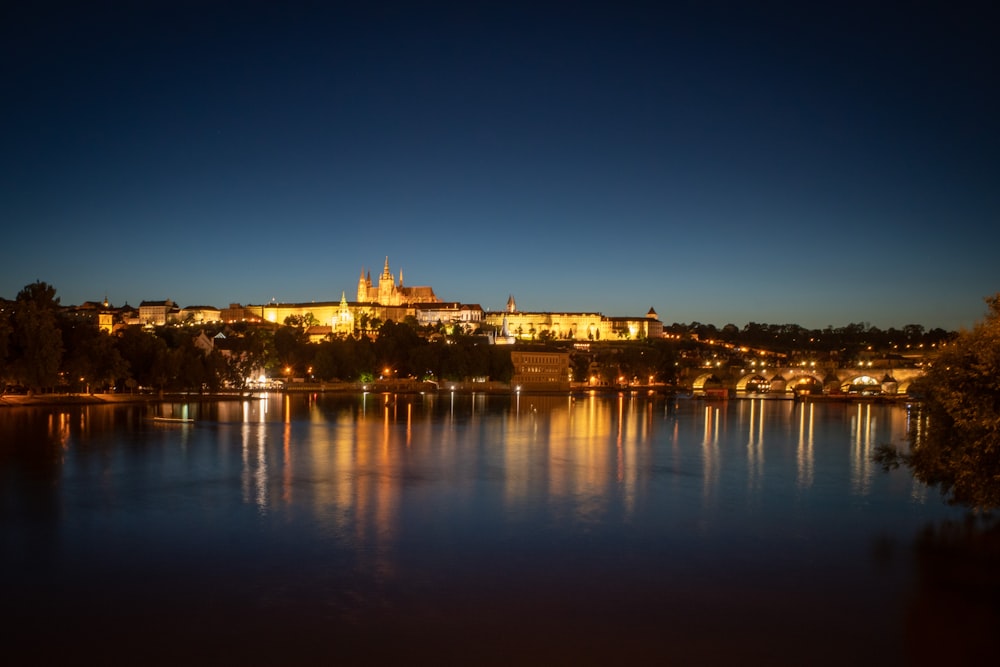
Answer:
[[1, 387, 917, 408], [0, 393, 247, 408]]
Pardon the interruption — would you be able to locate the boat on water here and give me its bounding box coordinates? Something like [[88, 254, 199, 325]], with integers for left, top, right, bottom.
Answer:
[[150, 416, 195, 424]]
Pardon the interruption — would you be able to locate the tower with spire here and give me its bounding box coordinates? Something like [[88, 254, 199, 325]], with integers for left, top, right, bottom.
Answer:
[[357, 268, 372, 303], [377, 256, 396, 305], [355, 257, 439, 306]]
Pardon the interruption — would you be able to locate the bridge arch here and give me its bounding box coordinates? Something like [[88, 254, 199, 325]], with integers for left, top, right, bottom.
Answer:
[[788, 375, 824, 395], [691, 373, 724, 391], [843, 374, 881, 395], [735, 374, 770, 392]]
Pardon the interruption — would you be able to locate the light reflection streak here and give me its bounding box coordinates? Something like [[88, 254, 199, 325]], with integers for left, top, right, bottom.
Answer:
[[383, 402, 391, 451], [282, 419, 292, 505], [48, 412, 71, 450], [406, 402, 412, 447], [904, 405, 929, 502], [238, 400, 270, 513], [851, 403, 874, 495], [746, 399, 764, 491], [256, 419, 268, 512], [616, 394, 624, 483], [241, 419, 250, 505], [703, 406, 719, 498], [797, 403, 814, 489]]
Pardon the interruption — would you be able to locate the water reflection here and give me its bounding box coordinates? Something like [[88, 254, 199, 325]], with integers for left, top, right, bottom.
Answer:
[[702, 405, 720, 499], [851, 403, 874, 495], [797, 403, 815, 489], [2, 396, 938, 528], [240, 417, 268, 513], [746, 399, 764, 491], [2, 394, 993, 664]]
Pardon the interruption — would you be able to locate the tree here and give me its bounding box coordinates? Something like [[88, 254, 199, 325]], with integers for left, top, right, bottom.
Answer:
[[274, 323, 311, 375], [570, 351, 592, 384], [373, 320, 421, 377], [61, 325, 126, 392], [222, 327, 275, 393], [284, 313, 318, 328], [0, 298, 13, 386], [875, 294, 1000, 510], [356, 312, 370, 337], [8, 281, 64, 393], [117, 325, 168, 390]]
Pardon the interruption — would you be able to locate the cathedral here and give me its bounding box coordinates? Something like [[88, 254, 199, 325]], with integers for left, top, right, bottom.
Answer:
[[356, 257, 439, 306]]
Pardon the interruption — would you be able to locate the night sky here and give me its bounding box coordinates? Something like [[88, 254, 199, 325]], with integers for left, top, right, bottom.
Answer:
[[3, 1, 997, 330]]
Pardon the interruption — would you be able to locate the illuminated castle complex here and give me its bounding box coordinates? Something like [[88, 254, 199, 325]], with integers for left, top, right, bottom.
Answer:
[[206, 256, 660, 342], [357, 257, 439, 306]]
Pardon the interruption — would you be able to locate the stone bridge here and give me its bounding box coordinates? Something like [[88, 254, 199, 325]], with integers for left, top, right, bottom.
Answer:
[[682, 366, 924, 395]]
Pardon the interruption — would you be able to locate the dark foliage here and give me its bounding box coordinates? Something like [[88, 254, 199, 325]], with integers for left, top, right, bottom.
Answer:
[[875, 294, 1000, 510]]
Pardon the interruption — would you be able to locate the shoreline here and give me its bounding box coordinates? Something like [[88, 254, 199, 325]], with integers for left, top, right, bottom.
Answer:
[[2, 388, 916, 408], [0, 393, 248, 408]]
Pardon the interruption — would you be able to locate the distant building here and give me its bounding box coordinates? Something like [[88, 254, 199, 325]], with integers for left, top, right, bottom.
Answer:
[[485, 312, 516, 344], [139, 299, 180, 326], [192, 331, 215, 355], [483, 298, 662, 342], [332, 292, 354, 336], [414, 302, 484, 332], [118, 260, 659, 346], [179, 305, 221, 323], [221, 303, 263, 323], [511, 349, 571, 391], [357, 257, 439, 306], [253, 259, 464, 336], [305, 325, 333, 343], [120, 303, 139, 326], [64, 297, 118, 333]]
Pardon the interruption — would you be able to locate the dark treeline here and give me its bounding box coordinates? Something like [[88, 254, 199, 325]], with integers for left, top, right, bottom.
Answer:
[[1, 281, 955, 395], [666, 320, 953, 361]]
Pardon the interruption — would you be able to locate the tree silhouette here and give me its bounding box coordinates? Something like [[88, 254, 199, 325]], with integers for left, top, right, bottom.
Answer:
[[875, 294, 1000, 510], [9, 281, 64, 393]]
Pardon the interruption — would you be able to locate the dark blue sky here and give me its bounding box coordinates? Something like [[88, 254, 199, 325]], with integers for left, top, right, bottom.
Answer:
[[3, 1, 997, 329]]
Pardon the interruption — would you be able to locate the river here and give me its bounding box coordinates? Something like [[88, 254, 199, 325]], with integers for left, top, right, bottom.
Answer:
[[1, 392, 996, 665]]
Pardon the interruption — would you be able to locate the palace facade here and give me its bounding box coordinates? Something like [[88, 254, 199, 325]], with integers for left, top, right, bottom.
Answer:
[[482, 296, 662, 342]]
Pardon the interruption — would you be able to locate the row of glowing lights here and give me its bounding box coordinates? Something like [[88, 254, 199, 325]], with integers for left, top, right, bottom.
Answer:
[[704, 359, 891, 369]]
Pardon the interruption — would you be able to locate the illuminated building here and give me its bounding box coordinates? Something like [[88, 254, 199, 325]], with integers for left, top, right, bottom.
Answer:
[[138, 299, 180, 326], [125, 259, 660, 342], [484, 300, 662, 342], [413, 302, 484, 331], [511, 350, 571, 391], [178, 305, 222, 323], [356, 257, 439, 306]]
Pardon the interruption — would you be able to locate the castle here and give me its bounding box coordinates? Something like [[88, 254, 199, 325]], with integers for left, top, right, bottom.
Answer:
[[102, 256, 660, 342], [357, 257, 439, 306]]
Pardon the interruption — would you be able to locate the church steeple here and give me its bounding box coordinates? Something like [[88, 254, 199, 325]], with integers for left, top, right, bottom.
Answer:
[[335, 291, 354, 334], [357, 267, 368, 302]]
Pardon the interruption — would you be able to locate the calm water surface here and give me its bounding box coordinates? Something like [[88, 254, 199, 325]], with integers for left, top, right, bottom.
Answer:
[[1, 393, 995, 665]]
